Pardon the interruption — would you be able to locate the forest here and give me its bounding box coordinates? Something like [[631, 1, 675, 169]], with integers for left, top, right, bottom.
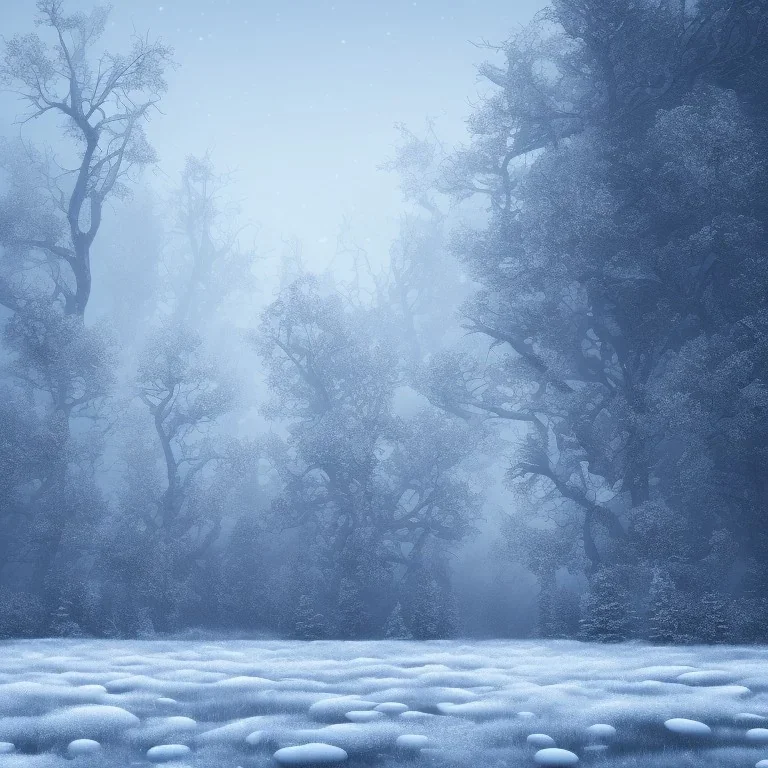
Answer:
[[0, 0, 767, 647]]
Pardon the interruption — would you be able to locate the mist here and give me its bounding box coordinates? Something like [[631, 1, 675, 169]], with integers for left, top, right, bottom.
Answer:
[[1, 1, 768, 766]]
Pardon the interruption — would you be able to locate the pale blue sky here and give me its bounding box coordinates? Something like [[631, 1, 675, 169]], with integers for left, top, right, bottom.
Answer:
[[2, 0, 543, 268]]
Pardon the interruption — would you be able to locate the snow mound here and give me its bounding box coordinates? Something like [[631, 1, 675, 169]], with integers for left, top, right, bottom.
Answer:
[[736, 714, 767, 726], [746, 729, 768, 742], [435, 700, 507, 719], [128, 716, 197, 748], [196, 717, 265, 745], [528, 734, 556, 748], [396, 734, 429, 749], [273, 743, 348, 765], [0, 742, 15, 754], [214, 675, 274, 689], [586, 724, 616, 739], [756, 761, 768, 768], [676, 671, 734, 686], [160, 716, 196, 730], [299, 722, 402, 753], [664, 718, 711, 736], [708, 685, 751, 696], [41, 705, 140, 740], [344, 710, 384, 723], [146, 744, 192, 762], [66, 739, 101, 756], [4, 637, 768, 767], [534, 747, 579, 765], [632, 666, 697, 681], [0, 682, 107, 717], [309, 697, 377, 720]]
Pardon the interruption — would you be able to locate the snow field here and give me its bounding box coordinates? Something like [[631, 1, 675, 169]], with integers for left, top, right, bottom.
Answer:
[[0, 639, 766, 767]]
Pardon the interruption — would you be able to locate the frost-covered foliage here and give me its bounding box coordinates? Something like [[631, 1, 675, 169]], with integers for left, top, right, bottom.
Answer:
[[578, 570, 636, 643], [427, 0, 768, 642], [383, 602, 412, 640], [0, 0, 767, 643], [253, 275, 480, 638], [0, 1, 172, 317]]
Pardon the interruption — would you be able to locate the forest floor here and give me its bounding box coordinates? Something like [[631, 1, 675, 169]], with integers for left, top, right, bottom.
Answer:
[[0, 638, 766, 768]]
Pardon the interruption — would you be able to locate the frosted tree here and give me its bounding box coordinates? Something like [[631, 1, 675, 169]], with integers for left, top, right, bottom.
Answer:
[[383, 602, 412, 639], [579, 570, 635, 643], [405, 564, 458, 640], [0, 0, 172, 316], [168, 154, 257, 327], [646, 569, 683, 644], [293, 595, 327, 640], [255, 275, 480, 636], [424, 0, 768, 639], [698, 592, 730, 645], [0, 0, 172, 634]]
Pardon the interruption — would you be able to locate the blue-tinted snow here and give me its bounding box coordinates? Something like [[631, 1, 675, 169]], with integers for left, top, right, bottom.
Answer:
[[0, 639, 766, 767]]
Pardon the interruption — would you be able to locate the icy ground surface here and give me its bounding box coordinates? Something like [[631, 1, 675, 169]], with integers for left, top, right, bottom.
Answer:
[[0, 640, 768, 768]]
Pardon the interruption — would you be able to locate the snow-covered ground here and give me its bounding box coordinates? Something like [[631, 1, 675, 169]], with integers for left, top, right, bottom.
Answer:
[[0, 639, 767, 768]]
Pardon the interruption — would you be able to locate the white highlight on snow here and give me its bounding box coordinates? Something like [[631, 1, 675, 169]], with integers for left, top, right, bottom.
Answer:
[[528, 734, 557, 747], [664, 718, 712, 736], [147, 743, 192, 762], [535, 747, 580, 765], [586, 723, 616, 739], [273, 743, 349, 764], [309, 697, 378, 720], [198, 717, 265, 745], [162, 716, 196, 729], [746, 729, 768, 742], [345, 710, 385, 723], [396, 734, 429, 749], [67, 738, 101, 756], [299, 721, 402, 752]]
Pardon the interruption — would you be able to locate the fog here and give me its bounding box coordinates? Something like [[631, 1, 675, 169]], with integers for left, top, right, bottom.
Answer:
[[2, 0, 541, 275], [1, 0, 768, 658]]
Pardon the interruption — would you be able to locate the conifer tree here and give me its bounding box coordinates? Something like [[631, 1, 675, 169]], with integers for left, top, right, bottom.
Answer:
[[294, 595, 327, 640], [646, 569, 682, 644], [579, 570, 635, 643], [699, 592, 730, 644], [384, 602, 413, 639]]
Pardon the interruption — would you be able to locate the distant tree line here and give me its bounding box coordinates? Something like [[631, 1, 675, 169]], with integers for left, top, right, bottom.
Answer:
[[0, 0, 766, 643]]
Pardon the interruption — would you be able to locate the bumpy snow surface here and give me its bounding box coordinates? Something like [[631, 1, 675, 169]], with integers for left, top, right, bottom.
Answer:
[[0, 640, 767, 768]]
